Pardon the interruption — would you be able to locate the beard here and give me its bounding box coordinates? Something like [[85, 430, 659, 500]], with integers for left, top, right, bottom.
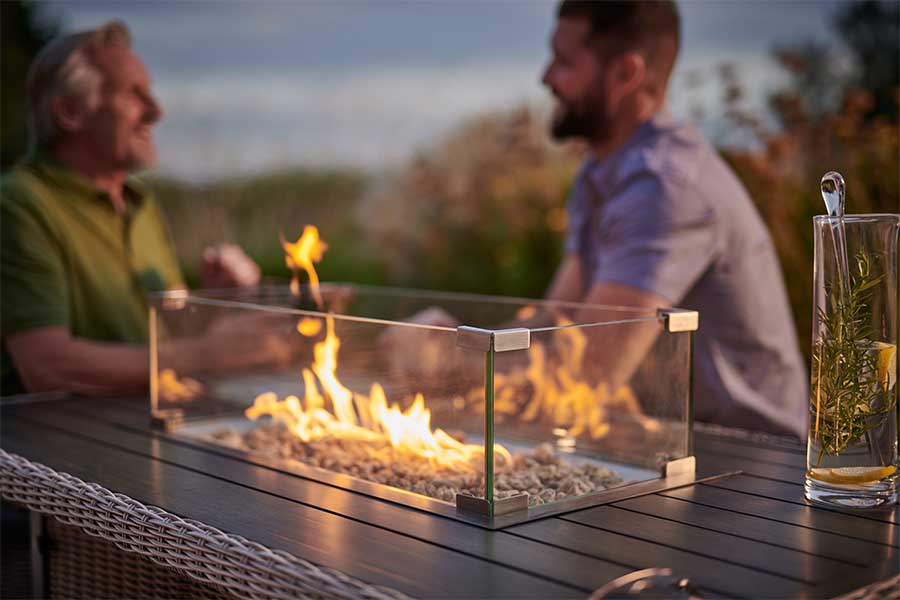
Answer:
[[121, 137, 158, 172], [549, 90, 611, 142]]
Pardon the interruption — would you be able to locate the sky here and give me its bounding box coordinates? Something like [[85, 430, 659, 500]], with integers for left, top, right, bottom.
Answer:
[[39, 0, 846, 182]]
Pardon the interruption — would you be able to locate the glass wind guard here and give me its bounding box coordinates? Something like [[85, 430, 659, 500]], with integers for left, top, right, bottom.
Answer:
[[152, 289, 491, 506], [151, 284, 693, 520], [491, 317, 692, 508], [186, 282, 654, 327]]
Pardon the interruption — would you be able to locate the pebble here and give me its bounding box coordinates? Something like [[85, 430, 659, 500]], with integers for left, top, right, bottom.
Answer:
[[210, 426, 623, 506]]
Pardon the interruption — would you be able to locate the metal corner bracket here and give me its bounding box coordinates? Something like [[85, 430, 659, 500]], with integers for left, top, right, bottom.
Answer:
[[151, 408, 185, 431], [456, 493, 529, 516], [456, 326, 530, 352], [661, 455, 696, 478], [657, 308, 699, 333]]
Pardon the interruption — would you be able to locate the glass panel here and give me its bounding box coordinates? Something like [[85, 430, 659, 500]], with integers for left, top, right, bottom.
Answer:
[[191, 282, 656, 327], [492, 316, 691, 508], [151, 285, 692, 514], [151, 292, 306, 420], [152, 291, 489, 506]]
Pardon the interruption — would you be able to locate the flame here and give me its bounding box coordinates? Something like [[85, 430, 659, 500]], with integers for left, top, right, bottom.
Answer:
[[516, 305, 537, 320], [159, 368, 203, 402], [281, 226, 327, 307], [248, 225, 509, 473], [297, 317, 322, 337], [250, 223, 654, 479], [497, 319, 659, 437], [246, 315, 510, 471]]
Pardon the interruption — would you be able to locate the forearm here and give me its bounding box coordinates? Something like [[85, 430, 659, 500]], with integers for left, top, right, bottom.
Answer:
[[499, 254, 585, 330], [53, 340, 149, 395], [5, 329, 150, 396], [575, 282, 669, 390], [545, 253, 584, 303]]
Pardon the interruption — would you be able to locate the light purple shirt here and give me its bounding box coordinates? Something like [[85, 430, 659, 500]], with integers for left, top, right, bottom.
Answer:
[[566, 111, 808, 438]]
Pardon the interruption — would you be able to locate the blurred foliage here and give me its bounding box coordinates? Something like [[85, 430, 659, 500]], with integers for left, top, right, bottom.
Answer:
[[356, 0, 897, 366], [836, 0, 900, 121], [3, 0, 897, 370], [150, 108, 579, 300], [1, 1, 58, 170], [148, 0, 896, 370], [359, 107, 581, 296], [717, 0, 899, 364], [148, 169, 381, 288]]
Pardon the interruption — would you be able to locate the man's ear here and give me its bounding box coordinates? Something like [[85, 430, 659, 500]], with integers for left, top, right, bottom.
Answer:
[[607, 52, 647, 113], [52, 95, 89, 134]]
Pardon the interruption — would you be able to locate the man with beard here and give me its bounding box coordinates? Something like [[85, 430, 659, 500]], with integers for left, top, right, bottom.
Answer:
[[539, 1, 807, 437], [1, 21, 261, 395]]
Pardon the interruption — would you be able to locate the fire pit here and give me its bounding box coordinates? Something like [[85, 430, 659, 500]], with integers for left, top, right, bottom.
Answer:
[[150, 283, 696, 527]]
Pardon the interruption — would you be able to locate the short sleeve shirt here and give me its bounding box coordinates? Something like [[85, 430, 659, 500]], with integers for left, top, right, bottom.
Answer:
[[1, 150, 184, 394], [565, 112, 808, 438]]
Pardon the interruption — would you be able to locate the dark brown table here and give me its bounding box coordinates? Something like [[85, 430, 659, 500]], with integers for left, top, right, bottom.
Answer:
[[2, 394, 898, 599]]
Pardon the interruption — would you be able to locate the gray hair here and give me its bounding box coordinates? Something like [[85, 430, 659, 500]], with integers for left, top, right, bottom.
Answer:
[[26, 20, 132, 148]]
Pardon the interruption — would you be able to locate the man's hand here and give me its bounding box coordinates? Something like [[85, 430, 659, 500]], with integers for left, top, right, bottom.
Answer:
[[404, 307, 460, 329], [199, 244, 261, 289], [376, 307, 462, 383], [575, 281, 669, 390]]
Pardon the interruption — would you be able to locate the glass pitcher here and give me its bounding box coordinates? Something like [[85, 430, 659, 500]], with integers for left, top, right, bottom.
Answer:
[[805, 213, 899, 508]]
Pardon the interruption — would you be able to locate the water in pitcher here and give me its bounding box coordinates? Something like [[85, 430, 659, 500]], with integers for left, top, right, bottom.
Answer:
[[806, 340, 898, 507]]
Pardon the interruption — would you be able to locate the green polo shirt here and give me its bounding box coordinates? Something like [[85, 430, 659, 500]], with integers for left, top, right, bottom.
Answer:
[[1, 150, 184, 394]]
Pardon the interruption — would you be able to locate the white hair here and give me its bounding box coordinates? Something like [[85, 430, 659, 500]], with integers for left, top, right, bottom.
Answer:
[[26, 21, 132, 148]]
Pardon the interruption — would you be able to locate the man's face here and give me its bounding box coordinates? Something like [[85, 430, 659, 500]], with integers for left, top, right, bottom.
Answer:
[[80, 46, 163, 172], [541, 17, 609, 141]]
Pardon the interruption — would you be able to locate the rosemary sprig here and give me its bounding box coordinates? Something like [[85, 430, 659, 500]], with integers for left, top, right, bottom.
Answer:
[[810, 251, 894, 465]]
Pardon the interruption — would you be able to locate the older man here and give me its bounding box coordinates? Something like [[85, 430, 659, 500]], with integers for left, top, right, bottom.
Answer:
[[1, 21, 260, 395], [539, 1, 807, 437]]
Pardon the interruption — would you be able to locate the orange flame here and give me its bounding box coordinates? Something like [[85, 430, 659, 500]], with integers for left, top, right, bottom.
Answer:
[[253, 224, 652, 476], [281, 226, 328, 307], [247, 315, 511, 471], [297, 317, 322, 337], [159, 368, 203, 402], [248, 225, 510, 473], [497, 319, 659, 437]]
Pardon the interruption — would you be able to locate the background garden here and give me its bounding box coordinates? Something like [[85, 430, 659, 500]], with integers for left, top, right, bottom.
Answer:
[[3, 0, 898, 366]]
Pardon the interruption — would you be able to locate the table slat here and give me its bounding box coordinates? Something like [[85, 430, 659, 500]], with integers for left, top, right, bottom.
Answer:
[[616, 492, 895, 567], [1, 418, 583, 599], [562, 503, 860, 584], [507, 517, 811, 598], [5, 401, 634, 592], [662, 484, 899, 547], [704, 476, 900, 525]]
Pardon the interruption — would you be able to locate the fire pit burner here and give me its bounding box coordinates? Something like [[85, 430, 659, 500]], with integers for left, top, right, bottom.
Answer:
[[151, 282, 698, 526], [209, 423, 624, 506]]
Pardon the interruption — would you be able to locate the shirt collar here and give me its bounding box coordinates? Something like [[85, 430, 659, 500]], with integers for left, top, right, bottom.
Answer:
[[585, 109, 676, 191], [27, 146, 149, 215]]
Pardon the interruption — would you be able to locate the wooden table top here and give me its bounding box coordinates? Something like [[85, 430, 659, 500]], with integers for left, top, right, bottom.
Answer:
[[2, 394, 897, 599]]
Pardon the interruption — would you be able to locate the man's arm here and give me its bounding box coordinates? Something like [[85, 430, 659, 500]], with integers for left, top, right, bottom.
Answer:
[[5, 315, 299, 396], [506, 253, 586, 330], [5, 326, 149, 395], [566, 167, 715, 389], [576, 281, 669, 390], [0, 190, 145, 395], [545, 253, 584, 303]]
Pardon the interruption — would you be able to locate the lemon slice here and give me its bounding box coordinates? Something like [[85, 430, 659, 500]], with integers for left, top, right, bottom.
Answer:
[[809, 465, 897, 484], [876, 342, 897, 391]]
